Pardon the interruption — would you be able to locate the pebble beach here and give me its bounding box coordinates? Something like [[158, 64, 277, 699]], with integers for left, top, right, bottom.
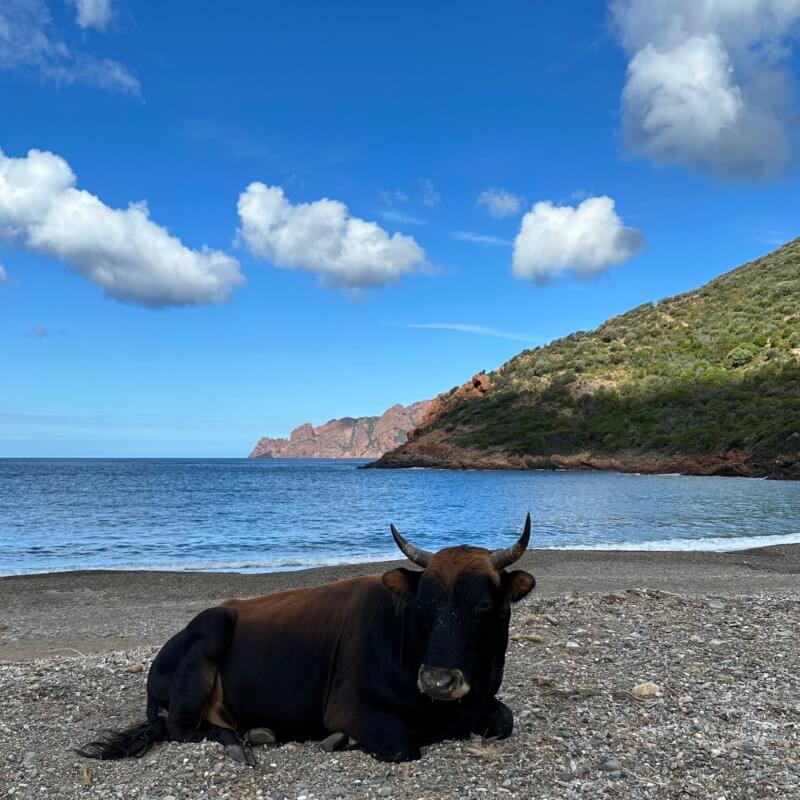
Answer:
[[2, 546, 799, 800]]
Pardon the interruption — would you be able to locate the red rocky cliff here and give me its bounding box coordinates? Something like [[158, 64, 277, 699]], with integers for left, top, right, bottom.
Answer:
[[248, 401, 432, 459]]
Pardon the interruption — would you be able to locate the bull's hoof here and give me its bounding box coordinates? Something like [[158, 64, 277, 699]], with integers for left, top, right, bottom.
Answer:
[[371, 746, 421, 762], [225, 741, 256, 767], [481, 701, 514, 740], [246, 727, 277, 747], [321, 732, 349, 752]]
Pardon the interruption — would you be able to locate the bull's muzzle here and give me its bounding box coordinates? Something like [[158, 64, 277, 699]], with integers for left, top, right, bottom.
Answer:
[[417, 665, 471, 701]]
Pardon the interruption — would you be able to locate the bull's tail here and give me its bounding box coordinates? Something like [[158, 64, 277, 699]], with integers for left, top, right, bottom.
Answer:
[[77, 715, 168, 760]]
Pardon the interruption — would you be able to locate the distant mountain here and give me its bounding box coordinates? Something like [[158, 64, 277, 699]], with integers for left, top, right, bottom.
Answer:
[[249, 401, 431, 459], [371, 240, 800, 479]]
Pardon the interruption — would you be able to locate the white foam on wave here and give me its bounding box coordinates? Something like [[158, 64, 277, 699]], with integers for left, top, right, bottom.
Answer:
[[0, 549, 401, 577], [552, 531, 800, 553], [4, 533, 799, 576]]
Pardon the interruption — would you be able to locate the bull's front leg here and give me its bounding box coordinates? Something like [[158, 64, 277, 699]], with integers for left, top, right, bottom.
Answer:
[[474, 697, 514, 740], [325, 705, 420, 762]]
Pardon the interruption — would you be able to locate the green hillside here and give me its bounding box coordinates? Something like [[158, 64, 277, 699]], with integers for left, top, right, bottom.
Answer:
[[412, 239, 800, 476]]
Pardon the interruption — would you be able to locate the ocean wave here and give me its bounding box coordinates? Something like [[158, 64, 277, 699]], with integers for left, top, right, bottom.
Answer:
[[0, 549, 401, 577], [3, 532, 800, 576], [552, 531, 800, 552]]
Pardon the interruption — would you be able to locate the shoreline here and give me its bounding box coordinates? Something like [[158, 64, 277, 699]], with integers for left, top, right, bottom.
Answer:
[[2, 544, 798, 663], [5, 529, 800, 579], [6, 526, 800, 575]]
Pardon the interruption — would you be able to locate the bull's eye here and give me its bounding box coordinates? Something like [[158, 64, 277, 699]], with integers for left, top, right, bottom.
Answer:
[[474, 600, 492, 615]]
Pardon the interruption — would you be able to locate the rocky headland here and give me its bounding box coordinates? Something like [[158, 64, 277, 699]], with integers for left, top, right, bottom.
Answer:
[[370, 442, 800, 478], [371, 240, 800, 479], [249, 401, 431, 459]]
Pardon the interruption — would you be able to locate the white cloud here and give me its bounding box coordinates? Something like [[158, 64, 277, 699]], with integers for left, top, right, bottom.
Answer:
[[750, 226, 789, 247], [380, 189, 409, 205], [0, 0, 137, 93], [0, 148, 244, 307], [378, 209, 426, 226], [68, 0, 113, 31], [26, 325, 52, 339], [184, 120, 272, 161], [476, 188, 523, 218], [611, 0, 800, 180], [418, 178, 441, 208], [74, 56, 138, 93], [408, 322, 537, 343], [452, 231, 511, 247], [512, 196, 644, 282], [237, 183, 426, 289]]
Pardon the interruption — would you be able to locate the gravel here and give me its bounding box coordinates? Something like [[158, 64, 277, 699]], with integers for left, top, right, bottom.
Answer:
[[2, 586, 799, 799]]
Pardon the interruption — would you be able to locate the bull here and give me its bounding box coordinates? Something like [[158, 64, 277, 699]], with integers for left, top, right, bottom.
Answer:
[[80, 515, 535, 763]]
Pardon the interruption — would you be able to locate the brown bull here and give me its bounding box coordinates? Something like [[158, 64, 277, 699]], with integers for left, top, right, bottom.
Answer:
[[81, 515, 535, 763]]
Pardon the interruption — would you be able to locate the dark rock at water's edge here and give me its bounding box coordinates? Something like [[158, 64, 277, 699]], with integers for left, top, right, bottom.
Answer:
[[249, 401, 431, 459], [370, 239, 800, 479], [365, 447, 800, 479]]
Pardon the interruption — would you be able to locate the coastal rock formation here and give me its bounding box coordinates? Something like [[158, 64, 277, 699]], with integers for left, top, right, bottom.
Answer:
[[249, 401, 432, 459], [372, 445, 762, 477], [371, 239, 800, 479]]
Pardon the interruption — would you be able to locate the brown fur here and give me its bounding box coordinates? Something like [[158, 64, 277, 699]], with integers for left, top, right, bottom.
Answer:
[[203, 672, 236, 730], [220, 576, 389, 667], [83, 541, 534, 763], [426, 546, 500, 588], [222, 575, 385, 625]]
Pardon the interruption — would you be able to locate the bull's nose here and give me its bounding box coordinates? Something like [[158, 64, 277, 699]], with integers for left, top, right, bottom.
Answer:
[[434, 673, 457, 691], [418, 666, 471, 701]]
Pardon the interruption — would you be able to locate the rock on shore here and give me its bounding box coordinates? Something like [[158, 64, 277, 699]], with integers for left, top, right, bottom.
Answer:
[[370, 442, 771, 477]]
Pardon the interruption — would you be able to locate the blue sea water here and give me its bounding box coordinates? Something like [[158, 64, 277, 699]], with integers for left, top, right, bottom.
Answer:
[[1, 458, 799, 575]]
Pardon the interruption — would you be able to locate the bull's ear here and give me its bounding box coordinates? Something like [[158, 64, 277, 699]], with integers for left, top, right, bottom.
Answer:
[[503, 570, 536, 603], [382, 568, 422, 599]]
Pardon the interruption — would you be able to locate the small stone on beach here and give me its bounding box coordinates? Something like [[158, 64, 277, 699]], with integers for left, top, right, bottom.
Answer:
[[632, 681, 660, 698]]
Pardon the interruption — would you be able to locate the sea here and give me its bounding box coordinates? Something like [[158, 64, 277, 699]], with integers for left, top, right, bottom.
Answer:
[[1, 458, 799, 576]]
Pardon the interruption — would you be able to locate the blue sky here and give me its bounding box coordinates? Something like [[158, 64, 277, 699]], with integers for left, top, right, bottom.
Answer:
[[1, 0, 799, 456]]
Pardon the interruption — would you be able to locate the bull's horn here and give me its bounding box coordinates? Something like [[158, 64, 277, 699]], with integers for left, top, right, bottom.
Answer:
[[490, 513, 531, 570], [390, 524, 433, 568]]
